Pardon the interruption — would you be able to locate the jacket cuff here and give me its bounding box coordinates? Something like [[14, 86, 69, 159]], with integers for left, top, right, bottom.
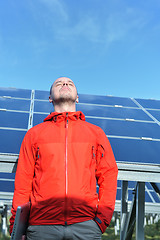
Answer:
[[94, 216, 108, 233]]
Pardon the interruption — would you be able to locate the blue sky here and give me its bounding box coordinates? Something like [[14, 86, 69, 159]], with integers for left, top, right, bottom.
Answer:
[[0, 0, 160, 99]]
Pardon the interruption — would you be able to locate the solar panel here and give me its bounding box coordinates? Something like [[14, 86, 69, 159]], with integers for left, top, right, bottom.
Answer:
[[34, 100, 53, 113], [33, 113, 48, 126], [109, 138, 160, 165], [79, 94, 137, 107], [0, 87, 31, 99], [0, 179, 15, 192], [77, 104, 152, 121], [0, 111, 29, 129], [147, 110, 160, 121], [86, 118, 160, 139], [0, 97, 31, 111], [0, 129, 26, 154], [34, 90, 50, 100], [135, 98, 160, 109], [0, 87, 160, 217]]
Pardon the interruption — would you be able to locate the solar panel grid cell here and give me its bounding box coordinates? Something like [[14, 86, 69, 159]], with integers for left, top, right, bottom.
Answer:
[[0, 179, 14, 192], [86, 117, 160, 139], [109, 138, 160, 164], [77, 104, 153, 121], [0, 111, 29, 129], [34, 100, 53, 113], [0, 129, 26, 154], [79, 94, 137, 107], [147, 110, 160, 122], [0, 88, 31, 99], [34, 90, 50, 100], [33, 113, 48, 126], [0, 98, 31, 111], [135, 98, 160, 109]]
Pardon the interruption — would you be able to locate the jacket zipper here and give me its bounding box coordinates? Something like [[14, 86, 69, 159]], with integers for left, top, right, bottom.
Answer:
[[65, 112, 69, 225]]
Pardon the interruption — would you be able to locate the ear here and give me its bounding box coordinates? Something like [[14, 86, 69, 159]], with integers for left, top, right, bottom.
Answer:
[[49, 96, 53, 103], [76, 95, 79, 103]]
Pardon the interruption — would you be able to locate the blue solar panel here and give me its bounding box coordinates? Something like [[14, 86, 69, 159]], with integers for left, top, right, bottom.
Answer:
[[145, 192, 153, 203], [34, 100, 53, 113], [147, 110, 160, 122], [135, 98, 160, 109], [116, 189, 121, 200], [151, 192, 160, 202], [33, 113, 48, 126], [0, 180, 14, 192], [0, 111, 29, 129], [0, 98, 30, 111], [77, 104, 152, 121], [145, 182, 153, 190], [0, 172, 15, 179], [0, 129, 26, 154], [0, 87, 31, 99], [128, 181, 136, 188], [79, 94, 137, 107], [109, 138, 160, 165], [35, 90, 50, 100], [86, 118, 160, 139]]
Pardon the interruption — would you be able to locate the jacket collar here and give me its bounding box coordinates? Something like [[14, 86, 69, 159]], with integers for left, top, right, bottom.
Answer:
[[44, 111, 85, 122]]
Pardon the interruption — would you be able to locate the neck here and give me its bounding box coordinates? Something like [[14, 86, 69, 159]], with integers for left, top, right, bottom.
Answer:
[[54, 102, 76, 113]]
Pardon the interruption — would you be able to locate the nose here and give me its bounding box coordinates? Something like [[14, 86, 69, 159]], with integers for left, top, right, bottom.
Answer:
[[62, 82, 68, 86]]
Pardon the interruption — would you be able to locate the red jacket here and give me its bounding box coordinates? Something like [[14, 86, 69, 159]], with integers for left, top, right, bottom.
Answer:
[[10, 111, 118, 233]]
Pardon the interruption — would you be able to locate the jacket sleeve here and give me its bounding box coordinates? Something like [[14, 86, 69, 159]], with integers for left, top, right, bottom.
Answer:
[[9, 130, 36, 234], [94, 129, 118, 233]]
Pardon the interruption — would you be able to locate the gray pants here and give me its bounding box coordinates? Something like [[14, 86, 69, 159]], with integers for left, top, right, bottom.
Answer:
[[26, 220, 102, 240]]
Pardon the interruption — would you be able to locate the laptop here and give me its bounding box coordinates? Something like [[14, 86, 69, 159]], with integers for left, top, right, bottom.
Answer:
[[11, 202, 31, 240]]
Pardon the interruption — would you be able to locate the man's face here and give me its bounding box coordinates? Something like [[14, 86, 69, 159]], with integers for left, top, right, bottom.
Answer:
[[49, 77, 78, 104]]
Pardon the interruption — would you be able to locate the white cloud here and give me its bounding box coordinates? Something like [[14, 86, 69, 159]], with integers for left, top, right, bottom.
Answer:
[[27, 1, 153, 53], [39, 0, 68, 22], [104, 7, 150, 45], [55, 15, 102, 43], [53, 5, 151, 49]]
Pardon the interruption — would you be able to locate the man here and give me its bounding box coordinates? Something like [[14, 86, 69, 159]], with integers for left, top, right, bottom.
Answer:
[[10, 77, 118, 240]]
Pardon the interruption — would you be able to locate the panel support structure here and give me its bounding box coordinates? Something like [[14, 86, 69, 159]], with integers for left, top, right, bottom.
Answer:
[[136, 182, 145, 240], [120, 181, 137, 240], [120, 181, 128, 240], [120, 181, 145, 240]]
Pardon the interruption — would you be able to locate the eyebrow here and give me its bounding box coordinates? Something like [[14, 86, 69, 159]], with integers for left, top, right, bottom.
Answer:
[[54, 80, 74, 85]]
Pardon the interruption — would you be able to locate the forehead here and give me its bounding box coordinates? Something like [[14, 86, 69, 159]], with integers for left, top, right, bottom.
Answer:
[[53, 77, 74, 85]]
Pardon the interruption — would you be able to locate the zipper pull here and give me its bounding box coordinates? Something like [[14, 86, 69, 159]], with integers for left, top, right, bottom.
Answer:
[[96, 144, 105, 165], [65, 112, 69, 127], [92, 146, 96, 159], [37, 147, 39, 159]]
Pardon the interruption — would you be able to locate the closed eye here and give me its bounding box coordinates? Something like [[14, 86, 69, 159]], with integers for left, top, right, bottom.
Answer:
[[55, 82, 63, 87]]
